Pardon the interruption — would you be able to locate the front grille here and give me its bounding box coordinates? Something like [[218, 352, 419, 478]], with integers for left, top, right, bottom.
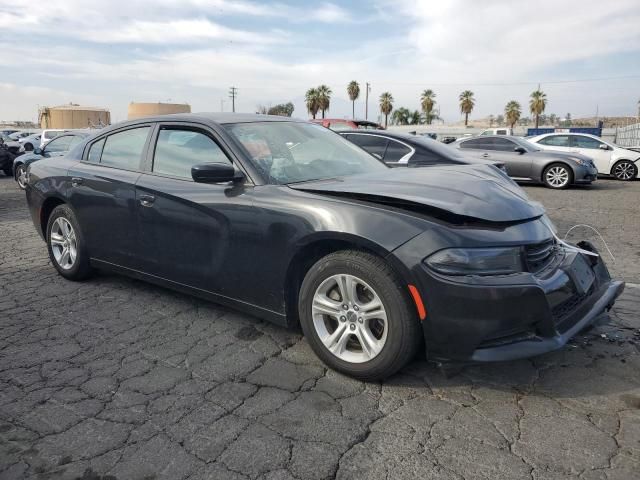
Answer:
[[525, 239, 557, 273]]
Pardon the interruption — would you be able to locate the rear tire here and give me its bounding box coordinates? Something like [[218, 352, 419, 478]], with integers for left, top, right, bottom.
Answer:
[[611, 160, 637, 181], [543, 163, 572, 189], [23, 143, 34, 152], [46, 205, 92, 281], [14, 164, 26, 189], [298, 250, 422, 380]]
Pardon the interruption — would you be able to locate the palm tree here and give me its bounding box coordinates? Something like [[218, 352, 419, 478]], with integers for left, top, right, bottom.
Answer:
[[409, 110, 422, 125], [379, 92, 394, 128], [317, 85, 332, 118], [391, 107, 411, 125], [347, 81, 360, 119], [420, 89, 436, 125], [305, 88, 320, 119], [504, 100, 521, 128], [458, 90, 475, 126], [529, 89, 547, 128]]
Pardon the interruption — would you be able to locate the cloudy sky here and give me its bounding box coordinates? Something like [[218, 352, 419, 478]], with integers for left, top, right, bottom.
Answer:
[[1, 0, 639, 123]]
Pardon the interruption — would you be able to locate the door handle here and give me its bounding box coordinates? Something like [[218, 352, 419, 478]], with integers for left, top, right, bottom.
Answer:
[[482, 153, 490, 158], [71, 177, 83, 186], [139, 194, 155, 207]]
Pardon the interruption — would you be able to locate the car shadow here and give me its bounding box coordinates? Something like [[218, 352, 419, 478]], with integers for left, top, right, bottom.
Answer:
[[91, 269, 638, 406]]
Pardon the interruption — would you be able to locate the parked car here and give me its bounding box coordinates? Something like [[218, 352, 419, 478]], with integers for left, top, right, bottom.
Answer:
[[528, 133, 640, 181], [340, 130, 507, 172], [1, 129, 20, 136], [8, 130, 39, 141], [479, 127, 513, 136], [0, 142, 17, 176], [311, 119, 384, 131], [19, 133, 42, 152], [40, 129, 68, 148], [453, 135, 598, 189], [24, 113, 623, 380], [13, 132, 90, 189]]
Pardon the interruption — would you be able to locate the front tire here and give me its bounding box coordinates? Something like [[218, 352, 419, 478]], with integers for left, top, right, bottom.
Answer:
[[611, 160, 637, 181], [298, 250, 422, 380], [543, 163, 573, 189], [46, 205, 92, 280]]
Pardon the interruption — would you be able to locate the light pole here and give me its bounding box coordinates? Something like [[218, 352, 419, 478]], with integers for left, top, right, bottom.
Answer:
[[365, 82, 371, 120]]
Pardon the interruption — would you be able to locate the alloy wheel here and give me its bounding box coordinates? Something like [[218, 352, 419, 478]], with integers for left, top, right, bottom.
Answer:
[[16, 165, 27, 189], [311, 274, 388, 364], [545, 166, 569, 188], [613, 161, 635, 180], [50, 217, 78, 270]]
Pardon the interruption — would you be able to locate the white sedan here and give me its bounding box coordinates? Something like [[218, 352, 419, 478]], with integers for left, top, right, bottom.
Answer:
[[529, 133, 640, 181]]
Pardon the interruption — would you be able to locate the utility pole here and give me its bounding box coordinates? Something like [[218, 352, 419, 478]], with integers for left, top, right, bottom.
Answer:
[[228, 87, 237, 113], [365, 82, 371, 120]]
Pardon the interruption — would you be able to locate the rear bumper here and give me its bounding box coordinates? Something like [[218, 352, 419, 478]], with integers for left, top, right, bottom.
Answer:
[[395, 238, 623, 364]]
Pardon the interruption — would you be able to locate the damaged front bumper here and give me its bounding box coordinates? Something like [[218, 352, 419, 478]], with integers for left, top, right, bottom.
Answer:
[[396, 238, 624, 364]]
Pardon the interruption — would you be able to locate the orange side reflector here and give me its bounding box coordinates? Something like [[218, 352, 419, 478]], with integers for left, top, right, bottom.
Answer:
[[408, 284, 427, 321]]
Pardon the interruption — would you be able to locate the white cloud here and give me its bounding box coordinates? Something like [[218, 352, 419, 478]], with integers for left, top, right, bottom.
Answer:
[[1, 0, 639, 122]]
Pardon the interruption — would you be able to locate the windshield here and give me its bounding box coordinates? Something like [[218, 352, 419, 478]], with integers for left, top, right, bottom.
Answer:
[[226, 121, 388, 184], [510, 136, 541, 151]]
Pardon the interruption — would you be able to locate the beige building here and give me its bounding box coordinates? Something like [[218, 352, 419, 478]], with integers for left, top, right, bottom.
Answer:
[[39, 104, 110, 129], [127, 102, 191, 120]]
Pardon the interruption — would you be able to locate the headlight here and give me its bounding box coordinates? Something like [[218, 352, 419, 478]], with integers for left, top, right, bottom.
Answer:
[[424, 247, 524, 276]]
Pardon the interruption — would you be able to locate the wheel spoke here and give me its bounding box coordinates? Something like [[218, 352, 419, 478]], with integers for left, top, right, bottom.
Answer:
[[50, 233, 65, 245], [312, 295, 342, 318], [336, 274, 357, 304], [355, 325, 381, 359], [322, 322, 350, 355], [60, 248, 70, 266]]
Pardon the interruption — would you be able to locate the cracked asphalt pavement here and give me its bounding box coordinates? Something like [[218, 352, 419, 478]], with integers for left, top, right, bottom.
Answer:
[[1, 176, 639, 480]]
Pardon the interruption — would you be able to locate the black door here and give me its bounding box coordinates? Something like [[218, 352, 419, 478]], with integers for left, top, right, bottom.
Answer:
[[67, 125, 152, 267], [135, 124, 254, 294]]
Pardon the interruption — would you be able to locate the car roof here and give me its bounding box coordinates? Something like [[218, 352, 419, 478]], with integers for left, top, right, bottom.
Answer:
[[102, 113, 304, 132], [339, 130, 418, 142]]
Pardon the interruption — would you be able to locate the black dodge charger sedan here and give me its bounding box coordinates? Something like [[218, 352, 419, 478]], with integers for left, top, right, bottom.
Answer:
[[24, 113, 624, 379]]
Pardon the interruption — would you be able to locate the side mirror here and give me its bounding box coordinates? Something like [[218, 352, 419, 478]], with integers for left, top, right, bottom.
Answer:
[[598, 144, 609, 150], [514, 146, 526, 154], [191, 162, 244, 183], [34, 148, 43, 155]]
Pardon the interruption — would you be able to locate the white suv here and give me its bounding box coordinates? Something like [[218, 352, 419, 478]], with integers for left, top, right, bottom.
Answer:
[[529, 133, 639, 180], [40, 129, 68, 148]]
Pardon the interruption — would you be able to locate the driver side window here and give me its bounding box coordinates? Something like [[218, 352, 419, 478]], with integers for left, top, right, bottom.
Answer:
[[152, 128, 232, 179]]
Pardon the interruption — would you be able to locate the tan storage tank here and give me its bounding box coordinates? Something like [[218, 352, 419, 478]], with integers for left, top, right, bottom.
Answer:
[[39, 104, 110, 129], [127, 102, 191, 120]]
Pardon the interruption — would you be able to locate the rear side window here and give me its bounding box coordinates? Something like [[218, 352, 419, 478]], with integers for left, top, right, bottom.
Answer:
[[348, 134, 388, 158], [490, 137, 516, 152], [538, 135, 569, 147], [460, 138, 492, 149], [384, 140, 412, 162], [571, 136, 602, 149], [153, 129, 231, 179], [100, 127, 150, 170], [87, 138, 105, 163]]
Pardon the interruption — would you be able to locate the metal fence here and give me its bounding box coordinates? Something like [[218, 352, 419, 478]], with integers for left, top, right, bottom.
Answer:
[[614, 123, 640, 147]]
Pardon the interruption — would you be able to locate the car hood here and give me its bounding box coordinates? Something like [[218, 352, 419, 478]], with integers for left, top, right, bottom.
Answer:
[[14, 152, 43, 165], [289, 164, 544, 223]]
